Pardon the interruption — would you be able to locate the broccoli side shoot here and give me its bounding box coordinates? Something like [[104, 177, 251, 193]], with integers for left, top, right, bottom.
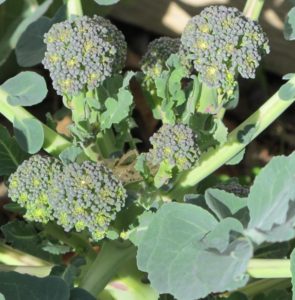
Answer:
[[43, 15, 127, 96], [180, 5, 269, 89], [8, 155, 62, 223], [50, 161, 127, 241], [140, 37, 180, 82], [146, 124, 200, 172]]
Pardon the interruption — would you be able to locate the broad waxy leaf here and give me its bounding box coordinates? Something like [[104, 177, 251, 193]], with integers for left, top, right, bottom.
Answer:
[[205, 188, 247, 220], [1, 72, 47, 106], [15, 6, 66, 67], [247, 153, 295, 244], [0, 272, 69, 300], [0, 125, 28, 176], [0, 0, 53, 66], [137, 202, 252, 300], [13, 117, 44, 154], [94, 0, 120, 5]]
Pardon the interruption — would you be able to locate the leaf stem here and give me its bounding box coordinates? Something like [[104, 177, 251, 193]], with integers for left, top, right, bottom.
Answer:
[[66, 0, 83, 18], [0, 88, 71, 157], [168, 79, 295, 199], [237, 278, 291, 297], [80, 240, 136, 297], [247, 259, 292, 278], [243, 0, 265, 21]]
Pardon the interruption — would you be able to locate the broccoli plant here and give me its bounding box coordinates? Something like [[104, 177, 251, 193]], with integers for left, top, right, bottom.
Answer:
[[1, 0, 295, 299]]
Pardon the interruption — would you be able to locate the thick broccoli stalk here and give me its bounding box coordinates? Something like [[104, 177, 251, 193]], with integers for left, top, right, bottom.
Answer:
[[43, 15, 127, 96], [146, 124, 200, 171], [180, 5, 269, 89], [140, 37, 180, 83], [8, 155, 62, 223], [49, 161, 127, 241]]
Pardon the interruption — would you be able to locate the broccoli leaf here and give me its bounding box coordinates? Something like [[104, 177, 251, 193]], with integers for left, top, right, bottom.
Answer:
[[94, 0, 120, 5], [1, 72, 47, 106], [0, 125, 28, 176], [100, 73, 134, 130], [0, 272, 69, 300], [1, 220, 60, 263], [137, 202, 252, 300], [205, 188, 248, 221], [246, 152, 295, 244], [15, 6, 66, 67], [13, 117, 44, 154], [0, 0, 5, 5], [0, 0, 53, 66]]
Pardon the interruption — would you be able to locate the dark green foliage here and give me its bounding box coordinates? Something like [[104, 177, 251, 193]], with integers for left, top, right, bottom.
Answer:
[[146, 123, 200, 171], [50, 161, 127, 240], [180, 5, 269, 90], [43, 15, 127, 96], [8, 155, 62, 223]]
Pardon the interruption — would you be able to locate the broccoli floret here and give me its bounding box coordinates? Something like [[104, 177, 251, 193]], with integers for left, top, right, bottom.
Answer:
[[216, 180, 249, 197], [43, 15, 127, 96], [8, 155, 62, 223], [180, 5, 269, 89], [49, 161, 127, 241], [140, 37, 180, 81], [146, 124, 200, 171]]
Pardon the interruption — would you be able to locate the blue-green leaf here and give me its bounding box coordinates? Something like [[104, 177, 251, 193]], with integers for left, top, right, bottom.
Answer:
[[137, 202, 252, 300], [70, 288, 95, 300], [246, 152, 295, 244], [59, 146, 82, 164], [13, 118, 44, 154], [0, 125, 28, 176], [284, 7, 295, 40], [0, 0, 53, 66], [15, 6, 66, 67], [2, 72, 47, 106], [0, 272, 69, 300], [94, 0, 120, 6], [0, 0, 5, 5]]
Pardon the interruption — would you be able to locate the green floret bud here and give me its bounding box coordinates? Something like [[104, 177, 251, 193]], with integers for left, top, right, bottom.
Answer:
[[49, 161, 127, 241], [140, 37, 180, 81], [43, 15, 127, 96], [180, 5, 269, 89], [146, 124, 200, 171], [8, 155, 62, 223], [216, 180, 249, 197]]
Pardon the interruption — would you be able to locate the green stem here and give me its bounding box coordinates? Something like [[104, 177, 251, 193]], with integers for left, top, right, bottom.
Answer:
[[0, 264, 52, 277], [238, 278, 291, 297], [169, 79, 295, 199], [80, 240, 136, 297], [243, 0, 265, 21], [0, 242, 51, 267], [66, 0, 83, 18], [248, 259, 292, 278], [44, 223, 96, 261], [0, 89, 71, 157], [96, 129, 118, 158]]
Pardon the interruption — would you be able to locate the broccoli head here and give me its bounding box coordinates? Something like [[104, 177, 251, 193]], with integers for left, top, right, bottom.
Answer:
[[43, 15, 127, 96], [50, 161, 127, 241], [8, 155, 62, 223], [140, 37, 180, 82], [146, 124, 200, 171], [180, 6, 269, 89], [216, 180, 249, 197]]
